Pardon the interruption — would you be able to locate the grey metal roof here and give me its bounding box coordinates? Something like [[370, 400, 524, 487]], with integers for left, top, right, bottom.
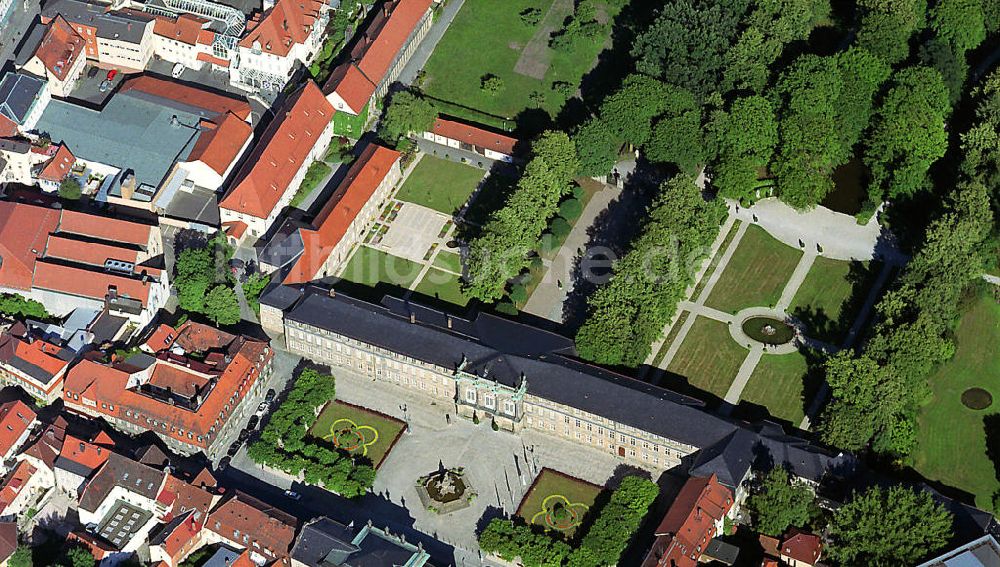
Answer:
[[0, 139, 30, 154], [291, 517, 360, 567], [284, 288, 739, 449], [34, 92, 205, 191], [42, 0, 153, 44], [15, 22, 47, 68], [0, 72, 46, 125]]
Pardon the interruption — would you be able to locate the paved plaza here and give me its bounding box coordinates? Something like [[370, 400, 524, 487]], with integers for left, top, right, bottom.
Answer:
[[376, 203, 451, 264]]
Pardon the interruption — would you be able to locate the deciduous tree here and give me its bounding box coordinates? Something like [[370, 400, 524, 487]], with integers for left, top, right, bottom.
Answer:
[[378, 90, 437, 145], [747, 467, 819, 536]]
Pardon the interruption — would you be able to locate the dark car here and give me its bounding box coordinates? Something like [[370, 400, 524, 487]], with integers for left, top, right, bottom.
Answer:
[[87, 67, 99, 79], [246, 415, 260, 430], [237, 428, 250, 442], [218, 456, 231, 471], [227, 440, 242, 457], [264, 389, 276, 403]]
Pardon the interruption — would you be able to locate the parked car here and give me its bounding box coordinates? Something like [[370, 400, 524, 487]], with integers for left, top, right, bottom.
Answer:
[[257, 401, 269, 414], [218, 456, 231, 471], [227, 440, 241, 457], [106, 69, 117, 81], [284, 490, 301, 500], [99, 80, 111, 93], [237, 428, 251, 443], [171, 63, 185, 78], [87, 67, 99, 79], [246, 415, 260, 430], [264, 388, 277, 403]]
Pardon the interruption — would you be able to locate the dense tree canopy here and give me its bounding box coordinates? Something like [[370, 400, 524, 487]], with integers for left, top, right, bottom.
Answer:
[[855, 0, 928, 64], [204, 285, 241, 326], [930, 0, 986, 51], [644, 85, 705, 173], [0, 294, 50, 320], [709, 95, 779, 202], [827, 486, 953, 565], [747, 467, 819, 536], [378, 90, 437, 144]]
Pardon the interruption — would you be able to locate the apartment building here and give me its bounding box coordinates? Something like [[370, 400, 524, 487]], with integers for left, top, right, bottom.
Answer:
[[219, 80, 334, 241], [0, 72, 51, 134], [62, 322, 273, 457], [17, 16, 88, 98], [0, 329, 74, 404], [323, 0, 433, 134], [151, 13, 215, 70], [203, 491, 297, 566], [41, 0, 156, 71], [230, 0, 328, 94], [258, 143, 402, 282]]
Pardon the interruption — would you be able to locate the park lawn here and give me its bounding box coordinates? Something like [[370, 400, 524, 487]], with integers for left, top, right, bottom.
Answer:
[[432, 251, 462, 274], [516, 468, 602, 538], [705, 224, 804, 314], [308, 400, 406, 468], [421, 0, 619, 121], [914, 293, 1000, 509], [665, 317, 748, 399], [737, 351, 822, 427], [413, 269, 470, 307], [394, 156, 485, 215], [339, 246, 422, 289], [789, 257, 873, 344]]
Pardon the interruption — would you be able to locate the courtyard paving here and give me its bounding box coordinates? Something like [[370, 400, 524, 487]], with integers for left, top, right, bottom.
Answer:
[[376, 203, 451, 264]]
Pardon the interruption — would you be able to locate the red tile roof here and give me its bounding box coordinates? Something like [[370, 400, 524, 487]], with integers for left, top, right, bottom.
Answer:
[[44, 233, 140, 268], [12, 335, 71, 379], [0, 461, 37, 514], [152, 13, 209, 46], [221, 81, 333, 220], [781, 530, 822, 564], [647, 474, 733, 567], [196, 51, 230, 67], [0, 201, 60, 290], [187, 111, 253, 175], [0, 522, 15, 563], [323, 0, 432, 110], [32, 16, 86, 81], [38, 143, 76, 182], [207, 492, 297, 560], [20, 421, 66, 469], [284, 144, 400, 284], [0, 401, 36, 459], [58, 209, 154, 247], [118, 76, 252, 121], [222, 220, 248, 240], [59, 434, 111, 472], [142, 324, 177, 353], [324, 63, 375, 114], [32, 260, 153, 305], [239, 0, 324, 56], [63, 322, 271, 449], [431, 118, 518, 156]]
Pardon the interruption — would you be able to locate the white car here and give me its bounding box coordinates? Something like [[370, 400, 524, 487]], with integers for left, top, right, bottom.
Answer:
[[171, 63, 185, 78]]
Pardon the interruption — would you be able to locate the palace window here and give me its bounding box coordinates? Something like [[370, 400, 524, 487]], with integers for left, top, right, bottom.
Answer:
[[503, 400, 516, 416], [465, 389, 476, 404]]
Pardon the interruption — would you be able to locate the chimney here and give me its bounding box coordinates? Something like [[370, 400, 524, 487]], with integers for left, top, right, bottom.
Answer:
[[328, 288, 336, 298]]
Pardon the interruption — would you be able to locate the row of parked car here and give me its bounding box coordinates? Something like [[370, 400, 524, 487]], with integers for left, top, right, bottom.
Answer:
[[218, 388, 277, 470]]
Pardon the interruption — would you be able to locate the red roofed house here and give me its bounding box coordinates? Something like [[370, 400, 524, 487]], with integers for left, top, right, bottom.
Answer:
[[423, 117, 519, 163], [220, 81, 335, 241], [0, 200, 168, 330], [150, 13, 216, 71], [63, 322, 273, 458], [53, 433, 112, 499], [204, 491, 297, 565], [779, 530, 823, 567], [148, 473, 218, 566], [231, 0, 328, 94], [0, 329, 73, 403], [640, 474, 734, 567], [17, 15, 87, 97], [0, 460, 44, 521], [0, 522, 16, 566], [76, 452, 168, 552], [323, 0, 433, 133], [36, 143, 76, 192], [0, 400, 37, 474]]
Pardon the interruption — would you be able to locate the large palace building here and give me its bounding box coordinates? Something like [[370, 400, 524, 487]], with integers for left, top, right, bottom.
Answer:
[[262, 286, 848, 482]]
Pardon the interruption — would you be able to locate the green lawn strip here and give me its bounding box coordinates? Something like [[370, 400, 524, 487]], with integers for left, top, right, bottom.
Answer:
[[665, 316, 747, 399], [736, 350, 822, 426], [914, 294, 1000, 509], [395, 156, 485, 215], [421, 0, 619, 120], [705, 224, 804, 313], [650, 311, 691, 368], [432, 251, 462, 273], [413, 269, 471, 307], [789, 257, 874, 344], [515, 468, 603, 538], [339, 246, 423, 288], [691, 220, 742, 302], [308, 400, 406, 469]]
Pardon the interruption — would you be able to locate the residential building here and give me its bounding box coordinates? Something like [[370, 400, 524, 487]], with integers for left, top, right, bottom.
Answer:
[[230, 0, 328, 94], [77, 452, 168, 552], [33, 76, 253, 225], [640, 474, 734, 567], [62, 322, 273, 457], [259, 143, 402, 282], [150, 13, 215, 71], [0, 401, 37, 473], [918, 535, 1000, 566], [17, 418, 67, 493], [263, 286, 853, 481], [422, 117, 519, 163], [36, 143, 77, 192], [291, 517, 431, 567], [322, 0, 433, 135], [21, 306, 130, 356], [16, 16, 88, 98], [54, 433, 113, 498], [0, 460, 46, 521], [0, 328, 74, 403], [148, 474, 218, 566], [41, 0, 156, 72], [0, 72, 51, 134], [0, 200, 168, 328], [0, 523, 16, 566], [0, 138, 39, 185], [204, 491, 298, 565], [219, 81, 334, 241], [779, 530, 823, 567], [0, 138, 74, 189]]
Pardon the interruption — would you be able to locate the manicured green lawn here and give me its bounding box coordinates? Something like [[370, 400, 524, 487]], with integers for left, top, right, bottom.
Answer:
[[738, 351, 822, 426], [414, 269, 470, 307], [516, 468, 602, 537], [432, 251, 462, 274], [394, 156, 485, 215], [790, 257, 874, 344], [308, 400, 406, 468], [914, 294, 1000, 509], [339, 246, 422, 288], [705, 224, 804, 313], [421, 0, 620, 121], [692, 220, 742, 302], [666, 317, 748, 399]]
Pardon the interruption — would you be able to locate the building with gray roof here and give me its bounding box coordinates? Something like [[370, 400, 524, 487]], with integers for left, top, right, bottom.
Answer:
[[0, 72, 49, 131], [291, 517, 431, 567]]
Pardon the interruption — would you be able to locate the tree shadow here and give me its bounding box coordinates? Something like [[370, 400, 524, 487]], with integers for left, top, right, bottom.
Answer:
[[983, 413, 1000, 502]]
